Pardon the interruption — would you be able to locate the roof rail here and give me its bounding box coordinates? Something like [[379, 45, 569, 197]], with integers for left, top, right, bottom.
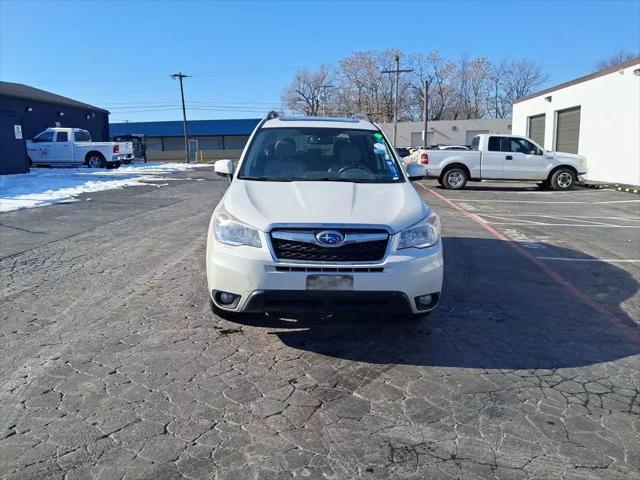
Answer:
[[352, 112, 372, 123], [266, 110, 280, 120]]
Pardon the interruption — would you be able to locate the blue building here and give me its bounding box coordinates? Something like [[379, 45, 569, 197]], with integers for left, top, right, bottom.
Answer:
[[109, 119, 261, 156]]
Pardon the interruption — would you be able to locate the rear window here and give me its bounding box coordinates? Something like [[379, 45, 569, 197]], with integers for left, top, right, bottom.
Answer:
[[488, 137, 502, 151], [74, 130, 91, 142]]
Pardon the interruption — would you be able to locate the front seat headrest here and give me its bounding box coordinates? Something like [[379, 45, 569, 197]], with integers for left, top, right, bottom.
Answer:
[[274, 138, 296, 158]]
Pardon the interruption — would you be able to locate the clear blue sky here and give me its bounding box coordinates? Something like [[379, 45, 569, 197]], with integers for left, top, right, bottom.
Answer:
[[1, 0, 638, 123]]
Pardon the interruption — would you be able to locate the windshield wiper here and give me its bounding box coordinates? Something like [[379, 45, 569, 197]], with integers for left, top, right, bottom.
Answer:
[[239, 176, 295, 182]]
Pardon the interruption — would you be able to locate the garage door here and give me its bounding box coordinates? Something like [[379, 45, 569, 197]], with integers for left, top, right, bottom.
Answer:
[[465, 130, 489, 146], [527, 114, 545, 147], [410, 131, 432, 148], [555, 107, 580, 154]]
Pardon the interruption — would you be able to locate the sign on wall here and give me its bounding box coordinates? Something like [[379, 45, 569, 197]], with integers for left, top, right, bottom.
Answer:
[[14, 124, 22, 139]]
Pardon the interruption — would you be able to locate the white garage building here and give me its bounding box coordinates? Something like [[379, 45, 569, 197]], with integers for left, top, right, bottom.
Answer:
[[512, 57, 640, 185], [379, 118, 512, 148]]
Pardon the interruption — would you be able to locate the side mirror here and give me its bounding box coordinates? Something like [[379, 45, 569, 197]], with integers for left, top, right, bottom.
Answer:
[[406, 163, 427, 181], [214, 159, 234, 178]]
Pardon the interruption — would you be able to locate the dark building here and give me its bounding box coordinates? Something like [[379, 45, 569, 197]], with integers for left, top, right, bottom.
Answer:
[[0, 82, 109, 175]]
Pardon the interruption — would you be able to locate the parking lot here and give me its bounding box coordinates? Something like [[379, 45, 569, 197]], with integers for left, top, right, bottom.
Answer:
[[0, 169, 638, 479]]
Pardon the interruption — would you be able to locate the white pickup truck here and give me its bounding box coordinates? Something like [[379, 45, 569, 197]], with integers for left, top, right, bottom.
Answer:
[[405, 134, 587, 191], [26, 128, 134, 169]]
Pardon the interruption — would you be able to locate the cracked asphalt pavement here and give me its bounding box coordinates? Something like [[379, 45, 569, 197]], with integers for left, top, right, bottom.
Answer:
[[1, 168, 639, 479]]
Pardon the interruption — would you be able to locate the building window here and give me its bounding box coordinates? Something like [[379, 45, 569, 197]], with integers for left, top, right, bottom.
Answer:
[[223, 135, 250, 150], [145, 137, 163, 152], [197, 136, 224, 150], [162, 137, 185, 152]]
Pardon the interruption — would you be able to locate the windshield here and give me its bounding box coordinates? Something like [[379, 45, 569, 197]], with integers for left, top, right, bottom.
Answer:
[[237, 127, 404, 183]]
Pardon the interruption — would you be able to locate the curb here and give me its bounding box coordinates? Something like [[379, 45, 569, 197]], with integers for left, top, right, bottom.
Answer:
[[579, 182, 640, 195]]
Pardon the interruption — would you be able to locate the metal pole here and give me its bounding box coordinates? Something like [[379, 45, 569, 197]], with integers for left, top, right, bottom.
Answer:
[[171, 72, 190, 163], [423, 80, 429, 148], [319, 84, 334, 117], [393, 55, 400, 147], [382, 57, 412, 148]]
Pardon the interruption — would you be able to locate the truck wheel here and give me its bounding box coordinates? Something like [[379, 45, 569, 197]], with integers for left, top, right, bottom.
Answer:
[[86, 154, 106, 169], [550, 168, 576, 191], [442, 168, 468, 190]]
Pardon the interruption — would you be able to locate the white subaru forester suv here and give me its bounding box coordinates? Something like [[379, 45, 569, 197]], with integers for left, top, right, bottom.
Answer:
[[206, 113, 443, 318]]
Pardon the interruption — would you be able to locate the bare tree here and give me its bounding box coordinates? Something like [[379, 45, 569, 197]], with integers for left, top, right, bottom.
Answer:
[[409, 51, 457, 121], [594, 50, 638, 70], [281, 66, 335, 116], [282, 51, 549, 121], [487, 59, 510, 119], [335, 49, 410, 122], [499, 59, 548, 114], [451, 55, 492, 119]]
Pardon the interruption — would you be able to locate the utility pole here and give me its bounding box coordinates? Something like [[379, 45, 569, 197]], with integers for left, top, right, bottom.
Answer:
[[319, 84, 334, 117], [422, 79, 429, 148], [171, 72, 190, 163], [382, 55, 412, 147]]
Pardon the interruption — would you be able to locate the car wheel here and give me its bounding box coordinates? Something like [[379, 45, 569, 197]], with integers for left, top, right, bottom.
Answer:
[[550, 168, 576, 191], [442, 168, 468, 190], [86, 154, 106, 169]]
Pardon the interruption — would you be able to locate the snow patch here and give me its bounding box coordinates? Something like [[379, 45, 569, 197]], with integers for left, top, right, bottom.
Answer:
[[0, 163, 211, 213]]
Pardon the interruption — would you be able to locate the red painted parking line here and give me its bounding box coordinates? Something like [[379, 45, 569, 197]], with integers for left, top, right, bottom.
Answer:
[[418, 183, 640, 345]]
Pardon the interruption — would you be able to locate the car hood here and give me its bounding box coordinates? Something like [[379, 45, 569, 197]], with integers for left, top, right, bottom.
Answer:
[[550, 151, 586, 162], [222, 180, 429, 233]]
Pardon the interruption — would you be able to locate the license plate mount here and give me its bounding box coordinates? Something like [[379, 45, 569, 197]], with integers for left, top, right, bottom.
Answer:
[[306, 274, 354, 290]]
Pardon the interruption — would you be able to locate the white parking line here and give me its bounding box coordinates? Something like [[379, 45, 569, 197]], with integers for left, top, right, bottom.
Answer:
[[446, 199, 640, 204], [475, 214, 640, 222], [537, 257, 640, 263], [484, 223, 639, 228], [480, 214, 625, 227]]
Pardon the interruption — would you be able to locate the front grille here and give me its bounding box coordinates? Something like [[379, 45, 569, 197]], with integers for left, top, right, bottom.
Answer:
[[270, 229, 389, 262], [275, 266, 384, 273]]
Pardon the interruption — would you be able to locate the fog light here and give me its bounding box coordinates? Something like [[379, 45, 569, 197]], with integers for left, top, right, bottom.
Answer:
[[415, 293, 438, 311], [417, 295, 432, 306], [218, 292, 237, 305], [213, 290, 241, 308]]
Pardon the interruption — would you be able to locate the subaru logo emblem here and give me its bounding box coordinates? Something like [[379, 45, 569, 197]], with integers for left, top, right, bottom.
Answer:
[[315, 230, 345, 247]]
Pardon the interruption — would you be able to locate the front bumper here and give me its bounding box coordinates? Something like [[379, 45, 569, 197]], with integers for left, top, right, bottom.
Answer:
[[206, 234, 444, 315]]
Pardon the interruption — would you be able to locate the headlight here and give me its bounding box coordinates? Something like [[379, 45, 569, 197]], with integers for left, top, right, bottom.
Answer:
[[397, 210, 440, 249], [213, 204, 262, 248]]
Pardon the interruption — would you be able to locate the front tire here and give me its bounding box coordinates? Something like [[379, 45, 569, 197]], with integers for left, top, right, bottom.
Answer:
[[86, 154, 106, 169], [442, 168, 468, 190], [549, 168, 576, 191]]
